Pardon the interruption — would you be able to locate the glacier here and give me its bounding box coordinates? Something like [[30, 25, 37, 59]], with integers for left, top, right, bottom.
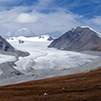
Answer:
[[7, 36, 99, 74], [0, 54, 16, 75]]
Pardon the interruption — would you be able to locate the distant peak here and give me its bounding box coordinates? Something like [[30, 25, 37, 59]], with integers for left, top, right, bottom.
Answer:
[[72, 26, 92, 30], [17, 28, 29, 32]]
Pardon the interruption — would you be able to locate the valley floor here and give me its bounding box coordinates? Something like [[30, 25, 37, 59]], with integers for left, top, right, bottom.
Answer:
[[0, 40, 101, 86], [0, 68, 101, 101]]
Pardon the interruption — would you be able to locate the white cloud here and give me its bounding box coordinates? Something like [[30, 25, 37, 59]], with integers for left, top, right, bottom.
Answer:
[[0, 0, 101, 38], [14, 13, 38, 23], [90, 16, 101, 25], [0, 8, 101, 37]]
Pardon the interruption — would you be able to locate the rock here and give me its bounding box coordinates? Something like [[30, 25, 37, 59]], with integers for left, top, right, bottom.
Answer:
[[47, 36, 54, 41], [77, 92, 79, 94], [19, 40, 24, 44], [67, 95, 71, 98], [62, 87, 66, 89], [68, 86, 71, 89], [37, 94, 41, 96], [44, 93, 48, 96], [0, 35, 15, 52], [48, 26, 101, 51]]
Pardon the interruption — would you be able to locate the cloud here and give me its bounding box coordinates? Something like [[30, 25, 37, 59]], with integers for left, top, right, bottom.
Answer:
[[14, 13, 38, 23], [90, 16, 101, 25], [0, 0, 101, 38]]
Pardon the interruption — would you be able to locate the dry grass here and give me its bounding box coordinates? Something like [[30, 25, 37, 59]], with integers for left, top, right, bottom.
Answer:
[[0, 68, 101, 101], [97, 47, 101, 51]]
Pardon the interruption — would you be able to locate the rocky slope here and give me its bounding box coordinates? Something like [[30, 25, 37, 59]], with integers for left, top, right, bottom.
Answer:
[[0, 35, 29, 57], [48, 26, 101, 51], [0, 35, 15, 53]]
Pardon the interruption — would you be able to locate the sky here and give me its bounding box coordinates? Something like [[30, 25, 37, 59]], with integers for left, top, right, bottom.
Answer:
[[0, 0, 101, 37]]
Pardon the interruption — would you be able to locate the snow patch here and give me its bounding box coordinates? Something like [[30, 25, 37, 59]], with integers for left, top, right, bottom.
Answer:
[[61, 47, 64, 50], [0, 54, 16, 64], [72, 27, 77, 32], [78, 33, 81, 35]]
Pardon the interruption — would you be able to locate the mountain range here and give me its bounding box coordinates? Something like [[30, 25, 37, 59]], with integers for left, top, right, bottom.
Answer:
[[7, 35, 54, 42], [0, 35, 29, 57], [0, 35, 15, 52], [6, 28, 34, 38], [48, 26, 101, 51], [0, 26, 100, 87]]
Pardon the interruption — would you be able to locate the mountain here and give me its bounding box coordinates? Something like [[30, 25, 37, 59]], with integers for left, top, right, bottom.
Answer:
[[0, 35, 29, 57], [6, 28, 34, 38], [39, 35, 54, 41], [45, 31, 62, 38], [8, 35, 54, 42], [48, 26, 101, 51], [0, 35, 15, 53]]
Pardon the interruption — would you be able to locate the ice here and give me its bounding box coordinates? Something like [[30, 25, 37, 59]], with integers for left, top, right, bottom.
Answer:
[[0, 54, 16, 75], [7, 39, 99, 74], [0, 54, 16, 64]]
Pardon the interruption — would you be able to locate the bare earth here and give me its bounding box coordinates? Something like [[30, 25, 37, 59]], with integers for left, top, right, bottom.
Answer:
[[0, 68, 101, 101]]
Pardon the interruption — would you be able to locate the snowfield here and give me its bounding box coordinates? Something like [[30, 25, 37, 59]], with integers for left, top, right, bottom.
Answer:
[[0, 54, 16, 75], [8, 35, 51, 42], [0, 54, 16, 64], [7, 37, 99, 74]]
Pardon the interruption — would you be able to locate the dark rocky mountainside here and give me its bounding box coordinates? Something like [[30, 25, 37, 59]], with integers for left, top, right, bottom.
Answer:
[[0, 35, 15, 52], [48, 27, 101, 51], [47, 36, 54, 41], [0, 35, 29, 56]]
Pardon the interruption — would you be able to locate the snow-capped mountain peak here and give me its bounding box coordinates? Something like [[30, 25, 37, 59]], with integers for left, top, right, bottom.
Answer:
[[17, 28, 29, 32], [71, 26, 101, 38], [7, 35, 54, 42]]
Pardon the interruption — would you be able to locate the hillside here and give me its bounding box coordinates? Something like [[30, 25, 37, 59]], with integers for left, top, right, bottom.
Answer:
[[0, 35, 15, 52], [0, 68, 101, 101], [48, 26, 101, 51]]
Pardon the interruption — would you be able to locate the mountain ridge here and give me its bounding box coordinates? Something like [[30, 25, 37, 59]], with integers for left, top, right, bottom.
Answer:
[[48, 26, 101, 51], [7, 35, 54, 42], [0, 35, 29, 57]]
